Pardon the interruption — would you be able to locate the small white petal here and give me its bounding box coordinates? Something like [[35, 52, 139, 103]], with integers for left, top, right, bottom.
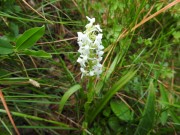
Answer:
[[78, 41, 83, 46], [98, 45, 104, 50], [97, 63, 103, 68], [77, 32, 84, 41], [98, 57, 103, 61], [95, 25, 102, 32], [86, 16, 95, 24], [96, 34, 103, 41], [85, 16, 95, 28], [77, 58, 86, 67], [89, 71, 95, 76], [82, 55, 88, 61], [97, 51, 104, 56], [80, 67, 86, 73]]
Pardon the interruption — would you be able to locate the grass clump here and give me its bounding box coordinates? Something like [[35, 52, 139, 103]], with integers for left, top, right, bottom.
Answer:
[[0, 0, 179, 135]]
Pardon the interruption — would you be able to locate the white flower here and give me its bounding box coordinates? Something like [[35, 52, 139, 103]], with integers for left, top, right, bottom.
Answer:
[[77, 16, 104, 78]]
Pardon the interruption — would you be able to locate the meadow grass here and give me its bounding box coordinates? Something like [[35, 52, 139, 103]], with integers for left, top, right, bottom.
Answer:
[[0, 0, 179, 135]]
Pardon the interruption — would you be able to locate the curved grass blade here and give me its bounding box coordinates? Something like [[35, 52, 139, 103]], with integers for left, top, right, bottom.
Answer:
[[59, 84, 81, 113], [135, 80, 155, 135], [88, 69, 137, 124], [16, 26, 45, 50]]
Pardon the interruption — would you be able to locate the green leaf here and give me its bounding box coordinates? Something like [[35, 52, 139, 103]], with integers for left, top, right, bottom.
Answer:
[[135, 80, 155, 135], [103, 106, 111, 117], [59, 84, 81, 113], [23, 49, 52, 58], [88, 69, 137, 124], [0, 39, 13, 54], [110, 100, 133, 121], [16, 26, 45, 50], [108, 117, 122, 132], [172, 31, 180, 39]]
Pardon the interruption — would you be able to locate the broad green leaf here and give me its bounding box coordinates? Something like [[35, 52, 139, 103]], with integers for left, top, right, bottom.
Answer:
[[59, 84, 81, 113], [16, 26, 45, 50], [0, 39, 13, 54], [110, 100, 133, 121], [135, 80, 155, 135], [23, 49, 52, 58], [88, 69, 137, 124]]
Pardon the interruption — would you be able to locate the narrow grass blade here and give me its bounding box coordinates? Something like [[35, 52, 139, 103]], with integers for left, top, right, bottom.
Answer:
[[22, 49, 52, 58], [0, 109, 69, 127], [88, 70, 137, 124], [159, 84, 168, 125], [0, 118, 13, 135], [135, 80, 155, 135], [96, 53, 121, 94], [59, 84, 81, 113], [0, 90, 20, 135]]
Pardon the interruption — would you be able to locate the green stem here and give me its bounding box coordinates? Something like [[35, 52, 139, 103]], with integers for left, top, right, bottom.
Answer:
[[15, 53, 29, 78], [84, 77, 94, 121]]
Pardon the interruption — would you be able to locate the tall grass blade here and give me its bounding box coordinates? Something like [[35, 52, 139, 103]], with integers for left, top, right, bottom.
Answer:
[[135, 80, 155, 135]]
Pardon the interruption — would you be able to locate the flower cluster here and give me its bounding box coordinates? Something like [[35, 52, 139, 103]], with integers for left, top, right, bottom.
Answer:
[[77, 16, 104, 78]]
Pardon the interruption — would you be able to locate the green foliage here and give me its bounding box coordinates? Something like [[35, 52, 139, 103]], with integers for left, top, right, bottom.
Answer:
[[15, 26, 45, 51], [59, 84, 81, 113], [22, 49, 52, 58], [87, 70, 137, 124], [0, 38, 13, 54], [110, 100, 133, 122], [159, 84, 169, 125], [0, 0, 179, 134]]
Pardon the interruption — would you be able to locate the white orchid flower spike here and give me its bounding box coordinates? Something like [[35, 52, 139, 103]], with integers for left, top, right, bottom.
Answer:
[[77, 16, 104, 78]]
